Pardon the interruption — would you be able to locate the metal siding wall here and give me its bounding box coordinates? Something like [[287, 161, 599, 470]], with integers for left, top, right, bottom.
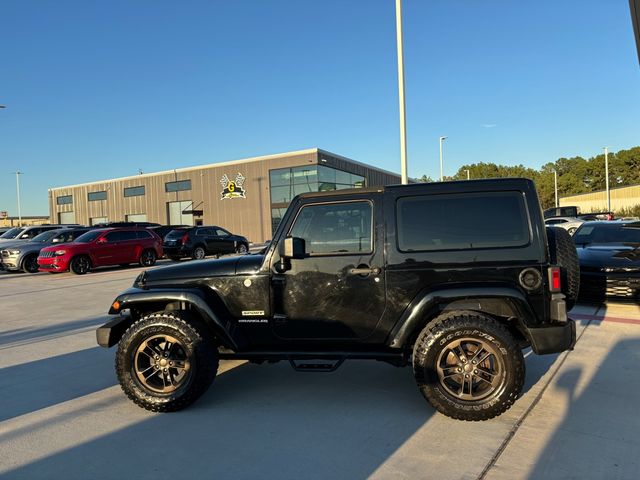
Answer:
[[49, 152, 317, 242], [559, 184, 640, 212]]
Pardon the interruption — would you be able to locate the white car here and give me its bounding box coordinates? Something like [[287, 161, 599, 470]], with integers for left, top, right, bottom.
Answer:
[[544, 216, 585, 235]]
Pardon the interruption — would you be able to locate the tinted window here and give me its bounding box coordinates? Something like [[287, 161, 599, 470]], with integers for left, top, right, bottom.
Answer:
[[56, 195, 73, 205], [289, 201, 372, 255], [397, 192, 530, 252], [124, 186, 145, 197], [545, 219, 566, 225], [165, 180, 192, 192], [195, 228, 211, 236], [136, 230, 153, 239], [165, 229, 190, 239], [113, 231, 138, 241], [573, 224, 640, 244], [105, 231, 125, 242], [75, 230, 103, 243], [31, 230, 61, 243], [88, 191, 107, 201], [0, 228, 22, 239], [215, 228, 229, 237]]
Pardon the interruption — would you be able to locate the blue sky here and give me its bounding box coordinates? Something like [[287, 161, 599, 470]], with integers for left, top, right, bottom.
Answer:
[[1, 0, 639, 215]]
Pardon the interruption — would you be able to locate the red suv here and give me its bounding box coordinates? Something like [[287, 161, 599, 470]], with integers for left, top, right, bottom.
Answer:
[[38, 228, 163, 275]]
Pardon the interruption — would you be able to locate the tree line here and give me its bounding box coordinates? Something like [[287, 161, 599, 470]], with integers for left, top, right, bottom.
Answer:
[[419, 146, 640, 211]]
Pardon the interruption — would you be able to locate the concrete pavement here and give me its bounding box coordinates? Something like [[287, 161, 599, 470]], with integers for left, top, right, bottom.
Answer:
[[0, 266, 639, 479]]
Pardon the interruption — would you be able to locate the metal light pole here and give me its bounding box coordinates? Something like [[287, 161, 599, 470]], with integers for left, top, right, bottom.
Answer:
[[553, 169, 558, 208], [603, 147, 611, 213], [395, 0, 408, 184], [439, 136, 447, 181], [14, 171, 23, 226], [464, 169, 470, 180]]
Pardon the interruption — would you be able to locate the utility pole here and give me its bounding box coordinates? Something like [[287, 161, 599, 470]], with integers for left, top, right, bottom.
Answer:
[[604, 147, 611, 213], [395, 0, 408, 184], [14, 171, 23, 226], [553, 169, 558, 208], [439, 136, 447, 181]]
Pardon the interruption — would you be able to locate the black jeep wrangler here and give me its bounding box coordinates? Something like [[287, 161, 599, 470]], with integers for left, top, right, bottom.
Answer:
[[97, 178, 578, 421]]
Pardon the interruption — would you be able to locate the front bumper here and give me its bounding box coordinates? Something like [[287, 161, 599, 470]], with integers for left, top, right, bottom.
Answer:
[[96, 315, 134, 348], [579, 272, 640, 300], [38, 256, 70, 272], [528, 319, 576, 355]]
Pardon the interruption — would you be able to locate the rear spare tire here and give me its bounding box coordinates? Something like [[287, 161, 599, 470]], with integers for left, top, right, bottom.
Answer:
[[546, 226, 580, 310]]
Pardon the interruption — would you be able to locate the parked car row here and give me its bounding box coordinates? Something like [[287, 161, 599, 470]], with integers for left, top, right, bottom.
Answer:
[[574, 220, 640, 301], [0, 224, 250, 275]]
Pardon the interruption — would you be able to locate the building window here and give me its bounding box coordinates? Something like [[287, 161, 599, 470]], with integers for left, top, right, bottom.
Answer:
[[124, 186, 145, 197], [165, 180, 192, 192], [88, 191, 107, 201], [126, 213, 147, 222], [268, 166, 365, 233], [56, 195, 73, 205], [167, 200, 193, 225], [90, 217, 108, 226], [58, 211, 75, 224]]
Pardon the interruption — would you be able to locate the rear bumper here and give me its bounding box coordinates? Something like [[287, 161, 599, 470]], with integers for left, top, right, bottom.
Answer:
[[528, 319, 576, 355], [163, 246, 189, 257]]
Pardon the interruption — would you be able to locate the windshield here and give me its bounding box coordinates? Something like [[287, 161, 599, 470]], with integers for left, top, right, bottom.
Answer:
[[74, 230, 103, 243], [31, 230, 62, 243], [0, 228, 23, 239], [165, 229, 189, 239], [573, 224, 640, 245]]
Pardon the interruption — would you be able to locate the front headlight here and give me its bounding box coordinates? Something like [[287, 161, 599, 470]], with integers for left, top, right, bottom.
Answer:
[[53, 250, 67, 256], [7, 250, 21, 255]]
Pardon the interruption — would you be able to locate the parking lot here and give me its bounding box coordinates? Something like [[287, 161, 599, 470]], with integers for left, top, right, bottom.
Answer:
[[1, 264, 639, 480]]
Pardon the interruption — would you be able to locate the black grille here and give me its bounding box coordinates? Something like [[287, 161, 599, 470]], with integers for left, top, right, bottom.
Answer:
[[39, 251, 55, 258]]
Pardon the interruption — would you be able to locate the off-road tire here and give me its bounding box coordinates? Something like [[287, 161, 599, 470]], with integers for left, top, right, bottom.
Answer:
[[192, 246, 206, 260], [22, 254, 40, 273], [70, 255, 91, 275], [139, 249, 157, 267], [115, 311, 219, 412], [412, 310, 525, 421], [546, 226, 580, 310]]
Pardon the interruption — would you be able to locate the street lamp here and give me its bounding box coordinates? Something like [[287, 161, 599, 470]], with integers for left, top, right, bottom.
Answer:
[[553, 169, 558, 208], [14, 171, 23, 226], [603, 147, 611, 213], [439, 136, 447, 181], [395, 0, 408, 185], [464, 169, 470, 180]]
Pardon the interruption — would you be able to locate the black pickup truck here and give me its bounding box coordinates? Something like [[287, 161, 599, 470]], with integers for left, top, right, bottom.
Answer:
[[97, 178, 578, 421]]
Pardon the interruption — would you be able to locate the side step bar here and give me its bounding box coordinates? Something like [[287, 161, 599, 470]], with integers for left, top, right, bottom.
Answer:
[[289, 358, 345, 372]]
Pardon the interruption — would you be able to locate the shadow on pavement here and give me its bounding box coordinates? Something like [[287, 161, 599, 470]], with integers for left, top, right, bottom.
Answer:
[[3, 361, 433, 480], [527, 337, 640, 479], [0, 347, 116, 422], [0, 316, 107, 348]]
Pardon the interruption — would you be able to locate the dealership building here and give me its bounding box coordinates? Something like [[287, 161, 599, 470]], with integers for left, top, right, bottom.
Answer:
[[48, 148, 400, 243]]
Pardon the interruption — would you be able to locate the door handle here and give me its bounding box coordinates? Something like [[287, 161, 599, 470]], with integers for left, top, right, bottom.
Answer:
[[348, 266, 381, 276]]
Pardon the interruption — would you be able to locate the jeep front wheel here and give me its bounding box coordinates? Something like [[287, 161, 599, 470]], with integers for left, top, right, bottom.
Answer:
[[115, 312, 219, 412], [412, 310, 525, 421]]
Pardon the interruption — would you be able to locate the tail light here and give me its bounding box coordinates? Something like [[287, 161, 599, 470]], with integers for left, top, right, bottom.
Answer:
[[549, 266, 561, 292], [181, 233, 189, 244]]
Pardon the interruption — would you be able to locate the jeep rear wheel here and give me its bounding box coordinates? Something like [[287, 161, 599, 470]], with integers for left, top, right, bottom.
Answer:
[[115, 312, 218, 412], [412, 310, 525, 421]]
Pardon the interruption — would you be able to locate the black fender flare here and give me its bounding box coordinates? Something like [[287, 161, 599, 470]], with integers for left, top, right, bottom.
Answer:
[[106, 287, 242, 349], [387, 287, 538, 349]]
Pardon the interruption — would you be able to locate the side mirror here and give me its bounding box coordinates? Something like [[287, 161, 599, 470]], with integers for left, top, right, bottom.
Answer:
[[279, 236, 305, 259], [275, 237, 305, 273]]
